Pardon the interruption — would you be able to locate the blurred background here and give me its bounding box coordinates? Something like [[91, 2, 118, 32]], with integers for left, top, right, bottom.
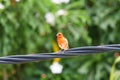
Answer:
[[0, 0, 120, 80]]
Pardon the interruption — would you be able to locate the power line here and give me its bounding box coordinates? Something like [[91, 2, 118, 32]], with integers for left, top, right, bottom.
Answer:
[[0, 44, 120, 64]]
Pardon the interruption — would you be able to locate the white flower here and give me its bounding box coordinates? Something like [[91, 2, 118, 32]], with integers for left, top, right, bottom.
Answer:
[[0, 3, 5, 9], [56, 9, 68, 16], [61, 0, 70, 3], [51, 0, 70, 4], [16, 0, 20, 2], [45, 12, 55, 26], [51, 0, 61, 4], [50, 62, 63, 74]]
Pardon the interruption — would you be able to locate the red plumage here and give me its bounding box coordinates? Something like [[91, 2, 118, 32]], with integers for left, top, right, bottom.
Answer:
[[56, 32, 69, 50]]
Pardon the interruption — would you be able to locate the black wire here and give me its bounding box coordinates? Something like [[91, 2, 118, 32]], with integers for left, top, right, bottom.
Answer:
[[0, 44, 120, 64]]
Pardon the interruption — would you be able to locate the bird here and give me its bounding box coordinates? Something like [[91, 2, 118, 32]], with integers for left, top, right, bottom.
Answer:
[[56, 32, 69, 51]]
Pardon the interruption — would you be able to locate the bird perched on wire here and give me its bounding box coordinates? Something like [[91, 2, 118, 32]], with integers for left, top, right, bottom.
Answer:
[[56, 32, 69, 51]]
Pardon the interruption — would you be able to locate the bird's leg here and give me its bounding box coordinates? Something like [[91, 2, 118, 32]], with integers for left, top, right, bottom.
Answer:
[[60, 49, 65, 54], [61, 49, 64, 51]]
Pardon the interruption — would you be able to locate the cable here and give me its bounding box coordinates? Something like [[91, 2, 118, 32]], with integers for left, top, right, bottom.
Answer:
[[0, 44, 120, 64]]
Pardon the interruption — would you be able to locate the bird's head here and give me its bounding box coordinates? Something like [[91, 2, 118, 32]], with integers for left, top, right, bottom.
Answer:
[[56, 32, 63, 38]]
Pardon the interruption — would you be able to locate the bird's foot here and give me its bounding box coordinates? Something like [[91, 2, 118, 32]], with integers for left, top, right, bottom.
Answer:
[[60, 49, 65, 54], [61, 49, 65, 51]]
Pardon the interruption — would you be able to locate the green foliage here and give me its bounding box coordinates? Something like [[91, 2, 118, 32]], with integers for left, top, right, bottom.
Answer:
[[0, 0, 120, 80], [110, 56, 120, 80]]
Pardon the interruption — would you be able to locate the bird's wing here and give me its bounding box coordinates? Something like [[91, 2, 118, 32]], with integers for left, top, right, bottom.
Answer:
[[64, 38, 69, 49]]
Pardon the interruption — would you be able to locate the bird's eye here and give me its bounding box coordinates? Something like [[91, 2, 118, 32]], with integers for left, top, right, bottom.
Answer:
[[56, 33, 62, 36]]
